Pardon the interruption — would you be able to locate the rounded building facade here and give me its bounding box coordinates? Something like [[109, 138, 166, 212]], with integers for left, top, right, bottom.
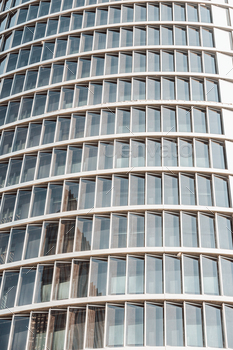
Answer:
[[1, 0, 233, 349]]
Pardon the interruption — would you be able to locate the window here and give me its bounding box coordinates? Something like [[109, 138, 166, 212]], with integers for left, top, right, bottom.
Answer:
[[205, 306, 223, 348], [179, 140, 193, 166], [24, 225, 41, 260], [147, 175, 161, 204], [183, 256, 200, 294], [214, 176, 229, 207], [126, 304, 144, 346], [186, 304, 203, 346], [109, 258, 126, 295], [92, 216, 110, 250], [14, 190, 31, 221], [195, 140, 209, 167], [41, 223, 58, 256], [0, 194, 16, 224], [165, 256, 181, 293], [131, 140, 145, 166], [89, 259, 107, 296], [76, 217, 92, 251], [86, 307, 105, 348], [115, 142, 129, 168], [96, 178, 112, 208], [17, 268, 36, 306], [79, 179, 95, 209], [182, 213, 198, 247], [166, 304, 183, 346], [147, 213, 162, 247], [146, 256, 162, 293], [53, 263, 71, 300], [129, 214, 144, 247], [197, 176, 212, 206], [31, 187, 47, 217], [164, 175, 179, 204], [47, 311, 66, 350], [0, 272, 19, 309], [111, 214, 127, 248], [202, 257, 219, 295], [106, 305, 124, 347], [46, 184, 63, 214], [63, 182, 79, 212], [130, 175, 145, 205], [218, 215, 233, 249], [164, 213, 180, 246], [10, 317, 29, 350], [128, 257, 144, 294]]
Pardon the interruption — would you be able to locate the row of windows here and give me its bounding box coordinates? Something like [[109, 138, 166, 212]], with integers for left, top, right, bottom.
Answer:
[[0, 50, 217, 99], [0, 106, 223, 135], [0, 1, 213, 33], [1, 23, 215, 55], [0, 78, 221, 124], [1, 302, 232, 350], [0, 209, 232, 267], [0, 0, 32, 12], [0, 34, 218, 78], [2, 253, 233, 309], [0, 136, 227, 191], [0, 172, 230, 224]]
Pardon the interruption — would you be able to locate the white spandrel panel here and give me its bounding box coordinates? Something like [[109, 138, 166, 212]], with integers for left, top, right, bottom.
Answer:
[[214, 28, 232, 51], [225, 141, 233, 171], [219, 80, 233, 104], [212, 5, 230, 26], [222, 108, 233, 139], [216, 53, 233, 79]]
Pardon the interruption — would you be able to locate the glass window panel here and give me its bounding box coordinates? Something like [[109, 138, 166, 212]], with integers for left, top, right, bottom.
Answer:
[[164, 213, 180, 247], [221, 258, 233, 296], [115, 142, 129, 168], [79, 179, 95, 209], [0, 131, 14, 155], [34, 265, 53, 303], [104, 81, 117, 103], [86, 307, 105, 349], [27, 124, 41, 148], [191, 79, 204, 100], [134, 27, 146, 46], [83, 144, 98, 171], [174, 4, 185, 21], [51, 64, 64, 84], [93, 216, 110, 250], [101, 111, 115, 135], [130, 175, 144, 205], [94, 32, 106, 50], [42, 42, 55, 61], [24, 225, 41, 260], [225, 307, 233, 349], [188, 27, 200, 46], [202, 28, 213, 47], [128, 257, 144, 294], [211, 142, 225, 169], [75, 85, 88, 106], [0, 271, 19, 309], [71, 261, 89, 298], [71, 13, 82, 30], [106, 305, 124, 347], [182, 213, 198, 247], [111, 214, 127, 248], [12, 30, 23, 48], [187, 5, 198, 21], [7, 228, 25, 263], [65, 61, 77, 81], [67, 146, 82, 174], [193, 109, 206, 133], [0, 319, 11, 350], [0, 194, 16, 224], [214, 176, 229, 207], [19, 98, 33, 120], [91, 56, 104, 77], [162, 79, 175, 99], [46, 184, 63, 214], [31, 187, 47, 217], [17, 268, 36, 306], [89, 259, 107, 296], [166, 304, 183, 346], [195, 140, 209, 167], [6, 159, 22, 186], [162, 51, 174, 72], [96, 178, 111, 208], [88, 83, 102, 105], [6, 54, 18, 72], [122, 5, 133, 22], [37, 152, 52, 179], [197, 176, 212, 206], [68, 36, 80, 54], [29, 45, 42, 64], [34, 23, 46, 40], [22, 26, 35, 44], [179, 140, 193, 166], [205, 306, 223, 347], [204, 53, 216, 74], [63, 181, 79, 212], [61, 88, 74, 109], [131, 140, 145, 166], [105, 55, 118, 75], [0, 78, 13, 99], [59, 16, 70, 33], [148, 51, 160, 72], [55, 39, 67, 57], [108, 30, 120, 48], [146, 304, 163, 346], [165, 256, 181, 293], [118, 80, 131, 101], [32, 94, 46, 116], [200, 214, 215, 248], [164, 175, 179, 204], [82, 34, 93, 52], [119, 54, 131, 75], [175, 27, 186, 45], [10, 317, 29, 350], [52, 149, 66, 176], [96, 9, 107, 25], [203, 257, 219, 295], [186, 304, 203, 347], [206, 80, 219, 102], [135, 5, 146, 21], [147, 213, 162, 247], [184, 256, 200, 294], [12, 74, 25, 95], [129, 214, 144, 247], [146, 256, 162, 293], [147, 108, 160, 132], [218, 215, 233, 249], [147, 174, 161, 204], [53, 263, 71, 300], [5, 101, 20, 124], [40, 223, 58, 257], [46, 19, 58, 36], [24, 70, 38, 90], [147, 78, 160, 100], [208, 109, 222, 134], [109, 7, 121, 24], [109, 258, 126, 295], [163, 139, 177, 166], [161, 26, 173, 45], [47, 91, 60, 112], [126, 304, 144, 346], [28, 4, 39, 20], [76, 217, 92, 251], [177, 79, 189, 100], [113, 176, 128, 206], [47, 311, 66, 350], [0, 232, 9, 264], [15, 190, 31, 221], [28, 313, 48, 350]]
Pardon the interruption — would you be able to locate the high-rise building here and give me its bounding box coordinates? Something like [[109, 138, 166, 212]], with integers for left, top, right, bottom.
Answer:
[[1, 0, 233, 349]]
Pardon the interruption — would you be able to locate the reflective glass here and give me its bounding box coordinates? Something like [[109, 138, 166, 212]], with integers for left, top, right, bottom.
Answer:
[[76, 217, 92, 251], [146, 256, 162, 293], [89, 259, 107, 296], [166, 304, 183, 346], [128, 257, 144, 294], [109, 258, 126, 295], [17, 268, 36, 306], [165, 256, 181, 293], [186, 304, 203, 347], [205, 306, 223, 348], [106, 305, 124, 347], [202, 257, 219, 295], [126, 304, 143, 346], [184, 256, 200, 294]]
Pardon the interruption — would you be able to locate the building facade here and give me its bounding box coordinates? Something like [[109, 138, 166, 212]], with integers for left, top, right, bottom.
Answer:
[[1, 0, 233, 349]]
